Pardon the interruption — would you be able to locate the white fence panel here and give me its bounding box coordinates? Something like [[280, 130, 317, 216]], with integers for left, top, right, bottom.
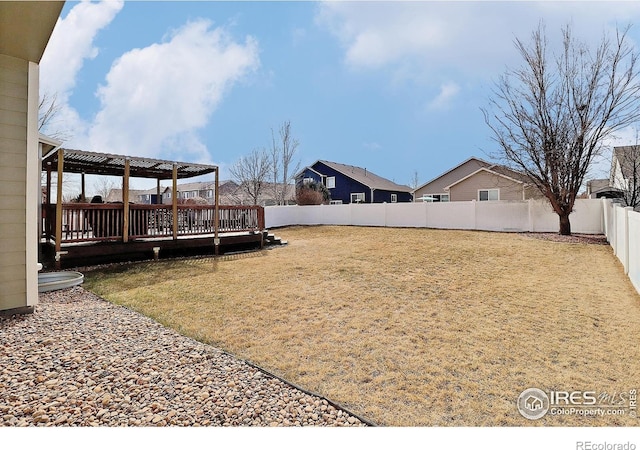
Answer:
[[350, 204, 386, 227], [264, 205, 298, 228], [528, 199, 559, 233], [628, 211, 640, 293], [569, 199, 605, 234], [425, 202, 475, 230], [300, 204, 350, 225], [475, 201, 529, 232], [265, 199, 606, 233], [385, 203, 427, 228], [603, 199, 614, 242], [615, 205, 629, 271]]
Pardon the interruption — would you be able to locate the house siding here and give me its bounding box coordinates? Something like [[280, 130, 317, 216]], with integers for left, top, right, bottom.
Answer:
[[414, 158, 490, 201], [0, 54, 28, 311], [300, 162, 372, 203], [372, 189, 413, 203], [297, 161, 411, 204], [449, 170, 525, 201], [318, 162, 371, 204]]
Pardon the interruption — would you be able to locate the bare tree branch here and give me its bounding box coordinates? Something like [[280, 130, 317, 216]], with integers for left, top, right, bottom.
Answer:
[[38, 92, 72, 142], [229, 148, 271, 205], [483, 22, 640, 234], [273, 120, 300, 205]]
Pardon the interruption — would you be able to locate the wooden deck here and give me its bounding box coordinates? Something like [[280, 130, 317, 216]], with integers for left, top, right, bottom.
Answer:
[[41, 203, 266, 268]]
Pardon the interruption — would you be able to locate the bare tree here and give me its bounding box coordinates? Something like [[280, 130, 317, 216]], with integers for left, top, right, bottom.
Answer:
[[409, 170, 420, 190], [269, 129, 280, 203], [229, 148, 271, 205], [38, 92, 71, 142], [483, 23, 640, 235], [92, 176, 120, 201], [270, 121, 300, 205]]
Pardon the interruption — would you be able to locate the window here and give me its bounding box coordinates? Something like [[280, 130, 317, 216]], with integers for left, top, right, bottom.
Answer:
[[351, 192, 365, 203], [422, 193, 449, 202], [330, 200, 343, 205], [166, 192, 171, 199], [326, 176, 336, 189], [479, 189, 499, 201], [391, 193, 397, 203], [303, 177, 314, 185]]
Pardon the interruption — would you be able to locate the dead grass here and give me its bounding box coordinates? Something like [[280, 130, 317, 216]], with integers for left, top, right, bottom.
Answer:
[[83, 226, 640, 426]]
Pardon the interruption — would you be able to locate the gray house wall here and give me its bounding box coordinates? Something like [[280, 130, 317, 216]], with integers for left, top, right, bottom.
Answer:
[[0, 1, 63, 313], [448, 170, 526, 201], [413, 158, 491, 201], [0, 54, 30, 311]]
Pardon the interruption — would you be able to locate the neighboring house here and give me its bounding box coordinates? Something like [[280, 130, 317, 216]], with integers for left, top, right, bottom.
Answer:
[[412, 156, 541, 202], [610, 145, 640, 209], [0, 2, 64, 314], [585, 178, 620, 200], [158, 180, 294, 206], [413, 157, 493, 202], [296, 160, 413, 204], [105, 188, 160, 204]]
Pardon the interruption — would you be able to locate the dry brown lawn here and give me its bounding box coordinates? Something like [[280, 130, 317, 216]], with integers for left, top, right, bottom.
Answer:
[[83, 226, 640, 426]]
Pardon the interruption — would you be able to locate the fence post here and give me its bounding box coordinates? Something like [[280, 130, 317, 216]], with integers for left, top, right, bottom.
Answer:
[[623, 206, 633, 274], [612, 204, 618, 257], [601, 198, 608, 239]]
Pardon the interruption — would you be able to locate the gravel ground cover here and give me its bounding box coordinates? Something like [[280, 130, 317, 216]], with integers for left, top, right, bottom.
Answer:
[[0, 287, 366, 427]]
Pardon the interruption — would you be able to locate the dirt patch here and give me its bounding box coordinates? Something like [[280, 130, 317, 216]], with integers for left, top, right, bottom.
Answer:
[[520, 232, 609, 245]]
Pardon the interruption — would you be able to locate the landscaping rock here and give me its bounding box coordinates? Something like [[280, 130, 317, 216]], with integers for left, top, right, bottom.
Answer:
[[0, 287, 366, 427]]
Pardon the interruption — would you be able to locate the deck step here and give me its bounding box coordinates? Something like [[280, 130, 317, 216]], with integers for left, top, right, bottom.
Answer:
[[263, 231, 287, 246]]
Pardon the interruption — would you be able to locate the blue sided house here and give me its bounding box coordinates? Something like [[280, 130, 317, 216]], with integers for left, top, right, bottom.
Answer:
[[296, 160, 413, 204]]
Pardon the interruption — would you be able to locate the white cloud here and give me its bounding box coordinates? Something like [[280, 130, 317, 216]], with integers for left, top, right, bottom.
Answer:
[[88, 19, 259, 163], [41, 0, 124, 96], [39, 0, 124, 140], [428, 81, 460, 111], [316, 1, 640, 79]]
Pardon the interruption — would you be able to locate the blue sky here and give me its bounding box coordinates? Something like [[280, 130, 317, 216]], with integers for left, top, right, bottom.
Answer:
[[39, 1, 640, 191]]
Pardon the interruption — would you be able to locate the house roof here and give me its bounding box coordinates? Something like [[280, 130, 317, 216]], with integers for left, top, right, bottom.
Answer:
[[587, 178, 618, 196], [412, 157, 493, 193], [0, 2, 64, 62], [486, 164, 533, 184], [42, 148, 218, 180], [305, 160, 412, 192], [613, 146, 640, 180], [443, 166, 527, 190], [39, 133, 62, 155], [105, 189, 154, 203]]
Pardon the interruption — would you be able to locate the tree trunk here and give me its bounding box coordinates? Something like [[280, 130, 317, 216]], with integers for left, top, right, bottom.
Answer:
[[559, 212, 571, 235]]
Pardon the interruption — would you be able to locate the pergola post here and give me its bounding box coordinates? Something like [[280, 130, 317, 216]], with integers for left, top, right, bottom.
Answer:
[[81, 172, 86, 202], [45, 163, 52, 243], [122, 158, 130, 243], [55, 148, 63, 268], [214, 167, 220, 255], [172, 164, 178, 240], [156, 179, 161, 205]]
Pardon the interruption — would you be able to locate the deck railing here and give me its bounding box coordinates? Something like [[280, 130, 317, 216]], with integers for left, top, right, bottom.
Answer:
[[43, 203, 265, 243]]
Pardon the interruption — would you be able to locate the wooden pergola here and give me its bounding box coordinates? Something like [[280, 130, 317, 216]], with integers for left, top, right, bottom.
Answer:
[[41, 148, 263, 267]]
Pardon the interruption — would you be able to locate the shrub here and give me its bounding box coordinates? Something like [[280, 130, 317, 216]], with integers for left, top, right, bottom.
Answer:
[[296, 181, 331, 205]]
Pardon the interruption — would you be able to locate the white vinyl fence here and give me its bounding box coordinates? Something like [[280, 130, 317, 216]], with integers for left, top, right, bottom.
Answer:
[[265, 199, 604, 234], [603, 200, 640, 294]]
